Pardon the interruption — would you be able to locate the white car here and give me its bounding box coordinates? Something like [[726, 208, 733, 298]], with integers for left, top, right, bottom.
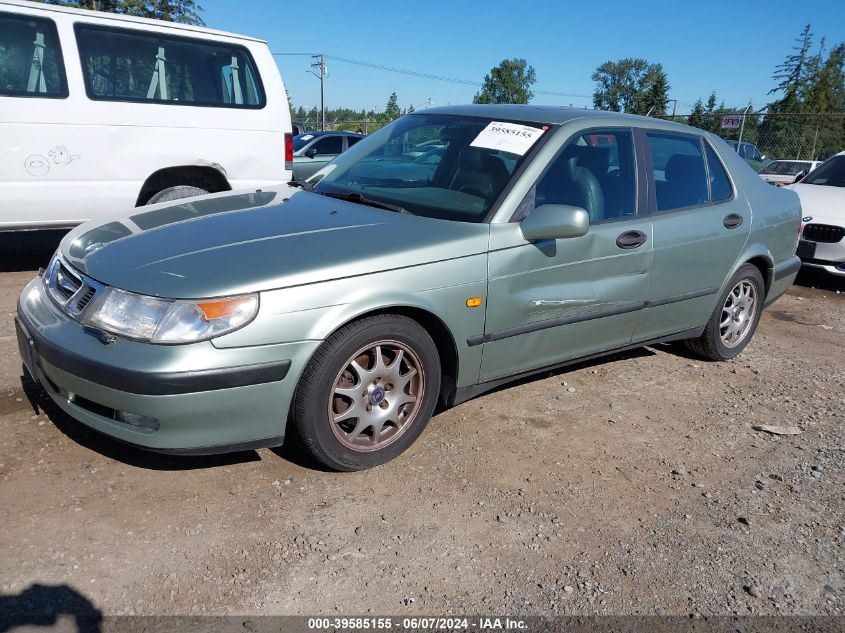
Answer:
[[787, 151, 845, 277], [759, 159, 821, 186], [0, 0, 292, 233]]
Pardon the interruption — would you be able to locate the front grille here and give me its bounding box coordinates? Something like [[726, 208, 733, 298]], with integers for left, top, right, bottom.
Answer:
[[44, 255, 105, 320], [75, 287, 96, 311], [802, 223, 845, 243], [55, 261, 82, 299]]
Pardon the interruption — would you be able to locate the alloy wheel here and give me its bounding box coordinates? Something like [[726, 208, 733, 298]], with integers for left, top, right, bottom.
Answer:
[[328, 340, 425, 452], [719, 280, 758, 348]]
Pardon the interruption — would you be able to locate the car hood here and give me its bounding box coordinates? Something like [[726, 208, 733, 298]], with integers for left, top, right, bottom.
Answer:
[[786, 183, 845, 224], [60, 187, 490, 298]]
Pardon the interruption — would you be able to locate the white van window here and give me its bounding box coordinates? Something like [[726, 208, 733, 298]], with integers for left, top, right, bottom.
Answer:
[[0, 12, 67, 98], [74, 24, 265, 108]]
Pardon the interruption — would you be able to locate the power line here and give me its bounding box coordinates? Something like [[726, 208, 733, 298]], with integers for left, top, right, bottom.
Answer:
[[273, 51, 592, 99]]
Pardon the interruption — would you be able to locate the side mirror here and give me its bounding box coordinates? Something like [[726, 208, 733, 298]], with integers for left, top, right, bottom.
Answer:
[[520, 204, 590, 241], [304, 148, 318, 159], [793, 170, 807, 183]]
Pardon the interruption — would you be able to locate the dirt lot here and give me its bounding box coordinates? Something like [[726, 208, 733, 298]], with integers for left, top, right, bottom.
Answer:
[[0, 245, 843, 619]]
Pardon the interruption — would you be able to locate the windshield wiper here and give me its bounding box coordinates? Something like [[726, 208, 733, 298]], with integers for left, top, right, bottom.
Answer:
[[319, 191, 409, 214], [288, 178, 315, 191]]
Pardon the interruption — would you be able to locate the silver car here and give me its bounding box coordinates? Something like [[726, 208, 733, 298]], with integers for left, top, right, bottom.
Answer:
[[15, 106, 802, 470], [292, 131, 365, 180]]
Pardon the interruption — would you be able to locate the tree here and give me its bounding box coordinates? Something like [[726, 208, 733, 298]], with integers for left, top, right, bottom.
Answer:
[[762, 25, 844, 159], [636, 63, 670, 116], [384, 92, 401, 121], [473, 58, 536, 104], [592, 58, 669, 115], [40, 0, 205, 25], [770, 24, 814, 107]]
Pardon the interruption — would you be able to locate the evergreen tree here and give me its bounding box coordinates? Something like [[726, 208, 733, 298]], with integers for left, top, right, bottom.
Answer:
[[41, 0, 204, 25], [384, 92, 401, 121]]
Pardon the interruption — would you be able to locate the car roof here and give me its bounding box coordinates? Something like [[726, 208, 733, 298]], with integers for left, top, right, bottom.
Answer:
[[416, 104, 729, 136], [2, 0, 266, 43], [294, 131, 364, 139]]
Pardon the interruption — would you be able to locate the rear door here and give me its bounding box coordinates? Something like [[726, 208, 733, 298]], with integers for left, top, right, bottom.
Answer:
[[632, 130, 751, 342], [479, 127, 653, 382]]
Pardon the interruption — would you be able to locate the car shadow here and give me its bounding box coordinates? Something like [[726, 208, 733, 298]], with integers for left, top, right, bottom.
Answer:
[[794, 268, 845, 293], [0, 583, 102, 633], [0, 230, 68, 272], [20, 372, 261, 471]]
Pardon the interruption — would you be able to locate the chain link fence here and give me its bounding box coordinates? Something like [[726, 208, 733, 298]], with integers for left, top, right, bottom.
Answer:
[[295, 111, 844, 166], [295, 118, 392, 134], [667, 112, 845, 164]]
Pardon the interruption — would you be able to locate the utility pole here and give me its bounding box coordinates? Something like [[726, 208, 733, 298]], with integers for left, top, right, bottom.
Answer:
[[736, 100, 752, 152], [670, 99, 677, 119], [309, 53, 327, 131]]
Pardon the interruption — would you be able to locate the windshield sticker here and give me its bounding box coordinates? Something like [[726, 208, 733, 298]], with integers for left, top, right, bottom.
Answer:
[[299, 134, 314, 141], [470, 121, 545, 156]]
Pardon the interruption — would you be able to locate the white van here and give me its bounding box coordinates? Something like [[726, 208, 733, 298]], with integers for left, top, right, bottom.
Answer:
[[0, 0, 292, 232]]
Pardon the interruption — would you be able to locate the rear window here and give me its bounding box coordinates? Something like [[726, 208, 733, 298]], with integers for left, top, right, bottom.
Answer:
[[0, 11, 67, 98], [74, 24, 264, 108], [704, 144, 733, 202]]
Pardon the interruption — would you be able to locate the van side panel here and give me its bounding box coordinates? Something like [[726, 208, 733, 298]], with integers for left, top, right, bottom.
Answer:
[[0, 3, 290, 230]]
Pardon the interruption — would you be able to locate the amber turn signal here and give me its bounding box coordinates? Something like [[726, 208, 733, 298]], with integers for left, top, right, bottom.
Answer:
[[466, 297, 483, 308]]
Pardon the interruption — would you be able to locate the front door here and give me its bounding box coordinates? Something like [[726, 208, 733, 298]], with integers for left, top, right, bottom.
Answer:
[[479, 128, 653, 383]]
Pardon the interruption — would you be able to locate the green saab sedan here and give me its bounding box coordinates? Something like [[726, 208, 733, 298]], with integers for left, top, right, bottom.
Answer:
[[15, 105, 802, 471]]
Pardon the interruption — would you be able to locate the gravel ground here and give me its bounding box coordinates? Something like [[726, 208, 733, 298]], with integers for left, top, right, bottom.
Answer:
[[0, 245, 843, 618]]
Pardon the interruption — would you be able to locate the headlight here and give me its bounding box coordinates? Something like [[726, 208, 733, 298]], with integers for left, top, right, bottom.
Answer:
[[84, 289, 258, 344]]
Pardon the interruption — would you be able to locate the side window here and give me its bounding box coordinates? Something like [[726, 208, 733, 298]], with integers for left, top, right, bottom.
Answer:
[[704, 143, 733, 202], [74, 24, 265, 108], [346, 136, 362, 147], [0, 12, 67, 98], [531, 128, 636, 223], [646, 132, 708, 212], [311, 136, 343, 155]]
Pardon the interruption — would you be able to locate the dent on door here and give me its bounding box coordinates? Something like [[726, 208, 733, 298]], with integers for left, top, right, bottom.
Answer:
[[477, 221, 653, 382]]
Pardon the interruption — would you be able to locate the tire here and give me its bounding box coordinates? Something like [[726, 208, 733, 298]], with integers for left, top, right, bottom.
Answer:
[[292, 315, 441, 471], [146, 185, 209, 205], [686, 264, 765, 361]]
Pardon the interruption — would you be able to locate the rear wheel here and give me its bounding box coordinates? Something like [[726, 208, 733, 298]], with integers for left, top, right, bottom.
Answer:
[[146, 185, 208, 205], [686, 264, 764, 361], [292, 315, 440, 471]]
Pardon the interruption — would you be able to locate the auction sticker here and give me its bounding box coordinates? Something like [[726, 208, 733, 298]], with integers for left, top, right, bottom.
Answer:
[[470, 121, 545, 155]]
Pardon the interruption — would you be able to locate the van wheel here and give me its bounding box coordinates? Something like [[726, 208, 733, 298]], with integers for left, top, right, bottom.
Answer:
[[686, 264, 764, 361], [292, 315, 441, 471], [146, 185, 208, 205]]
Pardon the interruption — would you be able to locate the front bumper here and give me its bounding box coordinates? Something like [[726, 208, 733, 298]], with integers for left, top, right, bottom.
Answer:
[[797, 238, 845, 277], [16, 276, 320, 453]]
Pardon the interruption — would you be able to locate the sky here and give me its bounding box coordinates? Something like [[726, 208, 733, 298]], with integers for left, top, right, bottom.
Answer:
[[201, 0, 845, 116]]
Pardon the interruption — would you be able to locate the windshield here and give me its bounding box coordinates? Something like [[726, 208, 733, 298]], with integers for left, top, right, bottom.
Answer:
[[310, 113, 548, 222], [801, 156, 845, 187], [759, 160, 811, 176]]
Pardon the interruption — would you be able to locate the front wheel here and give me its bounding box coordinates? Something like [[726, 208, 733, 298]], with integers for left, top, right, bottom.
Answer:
[[291, 315, 441, 471], [686, 264, 765, 361]]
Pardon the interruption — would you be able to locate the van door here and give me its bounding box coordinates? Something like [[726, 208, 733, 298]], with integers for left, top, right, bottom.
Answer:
[[0, 10, 73, 229]]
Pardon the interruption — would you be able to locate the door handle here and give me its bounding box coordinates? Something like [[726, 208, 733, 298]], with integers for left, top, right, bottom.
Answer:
[[723, 213, 743, 229], [616, 230, 648, 249]]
